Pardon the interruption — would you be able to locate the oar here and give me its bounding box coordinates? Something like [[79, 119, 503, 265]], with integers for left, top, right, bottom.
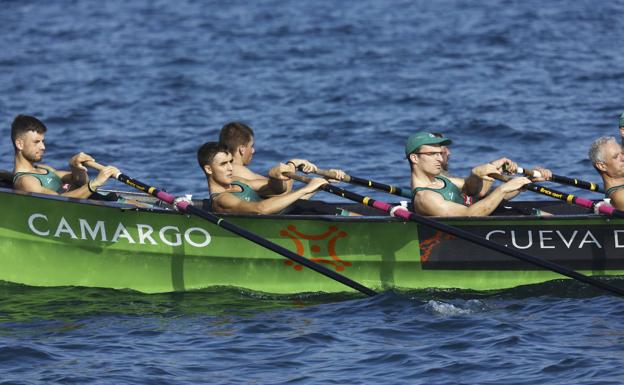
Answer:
[[490, 173, 624, 218], [286, 172, 624, 297], [313, 168, 412, 198], [518, 166, 603, 193], [84, 161, 376, 297]]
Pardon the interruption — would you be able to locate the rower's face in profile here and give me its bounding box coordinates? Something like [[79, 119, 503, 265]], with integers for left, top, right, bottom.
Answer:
[[17, 131, 46, 162], [602, 141, 624, 177], [441, 146, 450, 171], [413, 144, 445, 175], [210, 152, 234, 184], [242, 138, 255, 165]]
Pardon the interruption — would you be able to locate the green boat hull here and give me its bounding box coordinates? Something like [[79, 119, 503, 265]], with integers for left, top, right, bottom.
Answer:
[[1, 188, 623, 293]]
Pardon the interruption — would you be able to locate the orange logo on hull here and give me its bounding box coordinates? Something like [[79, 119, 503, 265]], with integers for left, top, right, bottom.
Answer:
[[419, 231, 455, 262], [279, 225, 350, 271]]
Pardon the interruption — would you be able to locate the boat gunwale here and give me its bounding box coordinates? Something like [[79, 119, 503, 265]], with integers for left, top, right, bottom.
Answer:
[[0, 186, 616, 224]]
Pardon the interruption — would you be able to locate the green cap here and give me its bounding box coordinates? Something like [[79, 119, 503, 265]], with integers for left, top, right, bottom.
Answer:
[[405, 132, 452, 157], [619, 112, 624, 127]]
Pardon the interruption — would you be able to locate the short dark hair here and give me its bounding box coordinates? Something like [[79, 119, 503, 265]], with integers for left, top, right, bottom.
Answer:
[[218, 122, 254, 154], [197, 142, 230, 171], [11, 115, 47, 148]]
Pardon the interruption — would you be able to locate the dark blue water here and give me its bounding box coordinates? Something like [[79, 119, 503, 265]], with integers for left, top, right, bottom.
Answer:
[[2, 0, 624, 383]]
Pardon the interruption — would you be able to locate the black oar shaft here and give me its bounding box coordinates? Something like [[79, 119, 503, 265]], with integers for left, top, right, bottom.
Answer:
[[490, 174, 624, 218], [519, 167, 603, 193], [287, 172, 624, 297], [183, 205, 376, 296], [315, 168, 411, 198], [551, 175, 602, 192], [84, 162, 376, 296]]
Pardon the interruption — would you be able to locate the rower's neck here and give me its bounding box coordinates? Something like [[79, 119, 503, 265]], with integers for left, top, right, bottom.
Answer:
[[411, 168, 440, 188], [13, 153, 37, 173], [231, 154, 245, 166], [207, 178, 231, 194], [231, 162, 248, 174], [603, 173, 624, 190]]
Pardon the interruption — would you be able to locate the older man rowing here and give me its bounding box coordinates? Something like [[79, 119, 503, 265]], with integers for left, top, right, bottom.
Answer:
[[589, 136, 624, 209]]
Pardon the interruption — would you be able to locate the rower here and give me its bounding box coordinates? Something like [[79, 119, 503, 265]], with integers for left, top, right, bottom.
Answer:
[[198, 142, 329, 214], [588, 136, 624, 209], [218, 121, 345, 192], [407, 132, 534, 216], [11, 115, 119, 198]]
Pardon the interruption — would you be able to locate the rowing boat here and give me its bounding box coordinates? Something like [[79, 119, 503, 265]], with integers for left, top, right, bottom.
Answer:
[[1, 186, 623, 293]]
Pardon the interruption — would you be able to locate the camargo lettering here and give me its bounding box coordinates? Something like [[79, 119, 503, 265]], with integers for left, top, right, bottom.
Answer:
[[27, 213, 212, 247]]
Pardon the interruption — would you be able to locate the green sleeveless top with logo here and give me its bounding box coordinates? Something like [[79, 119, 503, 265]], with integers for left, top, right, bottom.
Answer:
[[210, 181, 263, 208], [13, 166, 65, 193], [605, 184, 624, 198], [412, 175, 466, 206]]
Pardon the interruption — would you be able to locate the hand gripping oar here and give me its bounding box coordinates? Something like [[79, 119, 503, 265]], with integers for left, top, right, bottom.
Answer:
[[286, 172, 624, 297], [313, 168, 412, 199], [518, 166, 604, 193], [490, 173, 624, 218], [84, 161, 376, 297]]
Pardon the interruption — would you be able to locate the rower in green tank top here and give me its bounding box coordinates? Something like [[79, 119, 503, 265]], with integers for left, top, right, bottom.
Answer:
[[210, 181, 263, 207], [198, 142, 329, 215], [606, 184, 624, 199], [13, 166, 65, 194], [405, 132, 533, 217], [412, 175, 465, 206], [10, 114, 120, 198]]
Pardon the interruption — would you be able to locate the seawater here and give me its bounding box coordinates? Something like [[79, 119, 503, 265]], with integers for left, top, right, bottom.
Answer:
[[1, 0, 624, 383]]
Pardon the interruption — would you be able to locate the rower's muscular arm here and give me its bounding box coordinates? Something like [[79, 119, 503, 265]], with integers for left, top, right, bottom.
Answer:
[[239, 164, 294, 197], [463, 158, 517, 198], [262, 159, 318, 195], [14, 166, 119, 199], [413, 177, 531, 217], [58, 152, 96, 187], [236, 163, 295, 197], [232, 164, 267, 181], [14, 174, 93, 198], [212, 178, 328, 215]]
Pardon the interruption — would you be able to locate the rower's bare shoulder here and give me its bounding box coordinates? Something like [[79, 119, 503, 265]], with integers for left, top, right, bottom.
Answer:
[[412, 189, 444, 213], [232, 165, 267, 181], [611, 188, 624, 209], [14, 174, 45, 193]]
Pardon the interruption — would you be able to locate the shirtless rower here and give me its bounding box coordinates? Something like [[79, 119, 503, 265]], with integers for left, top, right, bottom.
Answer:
[[218, 121, 345, 192], [219, 121, 318, 182], [11, 115, 119, 198], [589, 136, 624, 209], [407, 132, 533, 216], [198, 142, 328, 214]]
